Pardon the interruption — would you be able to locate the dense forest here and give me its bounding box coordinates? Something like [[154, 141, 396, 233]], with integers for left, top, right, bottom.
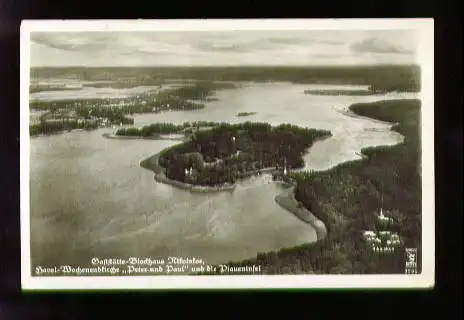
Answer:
[[31, 65, 420, 92], [157, 122, 331, 187], [202, 99, 422, 275], [157, 81, 236, 101]]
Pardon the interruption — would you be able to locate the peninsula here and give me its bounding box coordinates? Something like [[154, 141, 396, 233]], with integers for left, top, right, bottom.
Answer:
[[29, 81, 237, 136]]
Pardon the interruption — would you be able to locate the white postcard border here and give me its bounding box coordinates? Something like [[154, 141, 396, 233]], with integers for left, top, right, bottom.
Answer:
[[20, 19, 435, 290]]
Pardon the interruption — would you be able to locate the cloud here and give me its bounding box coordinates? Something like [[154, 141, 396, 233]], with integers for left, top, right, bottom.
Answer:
[[30, 31, 343, 57], [191, 35, 344, 54], [31, 36, 74, 51], [350, 37, 413, 54], [31, 33, 114, 52], [192, 38, 273, 53], [29, 31, 419, 67], [266, 37, 342, 46]]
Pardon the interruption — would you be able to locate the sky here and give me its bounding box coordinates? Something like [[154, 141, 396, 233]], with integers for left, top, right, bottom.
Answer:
[[30, 30, 420, 67]]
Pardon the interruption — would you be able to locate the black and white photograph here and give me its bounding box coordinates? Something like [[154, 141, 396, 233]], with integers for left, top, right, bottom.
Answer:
[[20, 19, 434, 289]]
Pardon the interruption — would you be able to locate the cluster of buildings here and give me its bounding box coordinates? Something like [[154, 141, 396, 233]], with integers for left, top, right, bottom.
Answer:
[[362, 208, 402, 254]]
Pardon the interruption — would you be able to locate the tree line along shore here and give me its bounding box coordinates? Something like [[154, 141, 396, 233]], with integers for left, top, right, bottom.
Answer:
[[194, 99, 421, 275], [31, 65, 421, 93], [115, 121, 219, 137]]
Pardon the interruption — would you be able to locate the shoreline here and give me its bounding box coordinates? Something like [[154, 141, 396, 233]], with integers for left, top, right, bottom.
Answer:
[[140, 151, 237, 193], [155, 173, 237, 193], [336, 107, 400, 127], [304, 90, 378, 96], [274, 186, 327, 241]]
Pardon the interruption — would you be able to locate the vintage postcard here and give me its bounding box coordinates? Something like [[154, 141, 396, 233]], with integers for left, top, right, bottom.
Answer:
[[20, 19, 435, 290]]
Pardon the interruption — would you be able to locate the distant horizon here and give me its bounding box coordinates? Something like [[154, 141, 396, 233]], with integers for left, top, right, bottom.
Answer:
[[30, 64, 421, 69]]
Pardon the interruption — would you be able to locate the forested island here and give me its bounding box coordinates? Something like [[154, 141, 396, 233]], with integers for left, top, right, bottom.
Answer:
[[198, 99, 421, 275], [141, 122, 331, 188]]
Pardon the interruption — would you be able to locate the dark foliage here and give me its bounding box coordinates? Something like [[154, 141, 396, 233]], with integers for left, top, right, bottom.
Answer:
[[31, 66, 421, 92], [29, 120, 99, 135]]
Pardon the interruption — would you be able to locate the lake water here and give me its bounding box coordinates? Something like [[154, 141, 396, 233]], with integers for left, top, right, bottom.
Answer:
[[29, 82, 418, 269]]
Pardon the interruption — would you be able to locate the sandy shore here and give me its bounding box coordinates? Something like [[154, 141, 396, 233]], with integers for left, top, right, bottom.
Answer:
[[274, 186, 327, 240]]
